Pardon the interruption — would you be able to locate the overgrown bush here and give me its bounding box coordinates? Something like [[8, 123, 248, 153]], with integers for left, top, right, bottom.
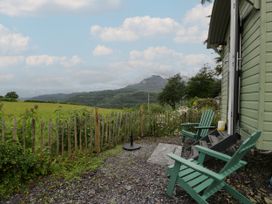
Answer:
[[0, 98, 17, 102], [191, 98, 219, 111], [0, 142, 51, 199]]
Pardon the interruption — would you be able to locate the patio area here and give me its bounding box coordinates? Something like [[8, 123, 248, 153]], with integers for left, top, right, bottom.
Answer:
[[6, 136, 272, 204]]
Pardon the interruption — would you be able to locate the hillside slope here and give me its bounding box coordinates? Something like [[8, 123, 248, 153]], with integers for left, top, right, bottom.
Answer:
[[30, 75, 166, 108]]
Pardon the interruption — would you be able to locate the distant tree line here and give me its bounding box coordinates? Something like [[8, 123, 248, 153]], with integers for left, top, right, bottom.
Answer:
[[0, 91, 19, 102], [158, 66, 221, 109]]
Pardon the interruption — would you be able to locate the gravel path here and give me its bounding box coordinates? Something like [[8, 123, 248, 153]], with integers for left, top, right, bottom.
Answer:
[[4, 136, 272, 204]]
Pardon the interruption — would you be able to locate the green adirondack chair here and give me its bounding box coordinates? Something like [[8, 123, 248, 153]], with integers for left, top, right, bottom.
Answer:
[[181, 109, 215, 142], [166, 131, 262, 204]]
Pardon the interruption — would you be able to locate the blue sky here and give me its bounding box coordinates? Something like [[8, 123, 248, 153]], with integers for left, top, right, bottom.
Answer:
[[0, 0, 215, 97]]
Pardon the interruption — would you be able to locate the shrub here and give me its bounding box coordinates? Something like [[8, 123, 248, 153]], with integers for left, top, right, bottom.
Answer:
[[192, 98, 219, 111], [0, 142, 51, 199], [0, 98, 17, 102]]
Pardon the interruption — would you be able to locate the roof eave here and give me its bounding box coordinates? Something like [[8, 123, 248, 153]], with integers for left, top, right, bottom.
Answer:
[[207, 0, 230, 49]]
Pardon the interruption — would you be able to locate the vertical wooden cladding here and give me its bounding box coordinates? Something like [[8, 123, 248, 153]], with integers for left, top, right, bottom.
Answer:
[[261, 0, 272, 149], [221, 37, 230, 123], [240, 2, 261, 136]]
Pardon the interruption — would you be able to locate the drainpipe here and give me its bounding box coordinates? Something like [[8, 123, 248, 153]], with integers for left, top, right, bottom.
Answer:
[[228, 0, 239, 135]]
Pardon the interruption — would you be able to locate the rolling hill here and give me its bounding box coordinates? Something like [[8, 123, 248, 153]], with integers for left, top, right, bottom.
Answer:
[[30, 75, 167, 108]]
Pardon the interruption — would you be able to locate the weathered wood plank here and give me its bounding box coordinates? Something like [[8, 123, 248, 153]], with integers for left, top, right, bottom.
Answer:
[[61, 122, 64, 155], [67, 121, 71, 156], [22, 120, 26, 152], [13, 117, 17, 143], [240, 83, 259, 93], [48, 119, 52, 152], [40, 121, 45, 151], [95, 108, 101, 153], [1, 117, 4, 142], [32, 119, 36, 153], [74, 117, 78, 151], [240, 101, 259, 110], [240, 92, 259, 101], [56, 121, 59, 154], [265, 93, 272, 101]]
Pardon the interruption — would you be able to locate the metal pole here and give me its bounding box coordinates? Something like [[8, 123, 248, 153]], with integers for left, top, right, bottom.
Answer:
[[228, 0, 239, 135]]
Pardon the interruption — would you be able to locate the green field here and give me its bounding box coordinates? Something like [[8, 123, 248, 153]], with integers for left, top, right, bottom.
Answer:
[[0, 101, 119, 120]]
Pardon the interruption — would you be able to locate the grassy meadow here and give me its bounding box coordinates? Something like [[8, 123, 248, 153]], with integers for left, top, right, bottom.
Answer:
[[1, 101, 120, 120]]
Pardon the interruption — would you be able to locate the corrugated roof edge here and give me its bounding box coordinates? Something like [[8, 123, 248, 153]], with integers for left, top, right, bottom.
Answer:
[[207, 0, 230, 49]]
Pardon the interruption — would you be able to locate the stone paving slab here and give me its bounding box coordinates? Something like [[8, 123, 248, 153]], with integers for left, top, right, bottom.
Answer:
[[147, 143, 182, 166]]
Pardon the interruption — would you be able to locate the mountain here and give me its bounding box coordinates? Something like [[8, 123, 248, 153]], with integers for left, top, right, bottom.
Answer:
[[124, 75, 167, 93], [30, 75, 167, 108]]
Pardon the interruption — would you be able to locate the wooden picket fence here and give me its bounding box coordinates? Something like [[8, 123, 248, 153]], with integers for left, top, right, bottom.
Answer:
[[0, 107, 204, 156]]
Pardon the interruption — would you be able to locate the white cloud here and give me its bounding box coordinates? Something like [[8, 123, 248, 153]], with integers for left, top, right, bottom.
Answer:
[[0, 24, 30, 54], [91, 16, 179, 42], [93, 45, 113, 56], [0, 56, 24, 67], [26, 55, 57, 66], [129, 47, 182, 61], [25, 55, 82, 67], [174, 26, 207, 43], [91, 4, 212, 44], [184, 4, 212, 26], [129, 46, 212, 67], [174, 4, 212, 43], [0, 0, 121, 16], [109, 46, 214, 81], [61, 55, 83, 67]]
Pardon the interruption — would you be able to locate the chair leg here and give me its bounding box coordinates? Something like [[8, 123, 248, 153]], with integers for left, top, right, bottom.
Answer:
[[224, 183, 251, 204], [182, 136, 186, 144], [166, 175, 177, 197], [166, 162, 181, 197]]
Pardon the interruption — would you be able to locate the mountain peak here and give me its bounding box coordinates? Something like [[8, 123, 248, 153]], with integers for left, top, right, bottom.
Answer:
[[125, 75, 167, 93]]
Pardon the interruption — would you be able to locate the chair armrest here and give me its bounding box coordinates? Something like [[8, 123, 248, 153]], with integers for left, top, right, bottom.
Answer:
[[194, 126, 216, 129], [195, 145, 247, 166], [195, 145, 232, 162], [168, 153, 224, 181], [181, 123, 199, 127]]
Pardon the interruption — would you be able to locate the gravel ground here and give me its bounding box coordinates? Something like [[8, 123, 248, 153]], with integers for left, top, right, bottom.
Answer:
[[3, 136, 272, 204]]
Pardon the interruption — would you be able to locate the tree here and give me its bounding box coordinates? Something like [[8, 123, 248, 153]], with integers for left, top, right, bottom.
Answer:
[[201, 0, 212, 4], [5, 91, 19, 99], [158, 74, 186, 109], [186, 67, 221, 98]]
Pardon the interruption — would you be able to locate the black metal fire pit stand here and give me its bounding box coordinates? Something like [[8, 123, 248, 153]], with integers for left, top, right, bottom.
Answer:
[[123, 132, 141, 151]]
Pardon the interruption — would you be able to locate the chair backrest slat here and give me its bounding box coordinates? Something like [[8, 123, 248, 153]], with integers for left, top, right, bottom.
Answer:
[[220, 131, 261, 174], [197, 109, 215, 137]]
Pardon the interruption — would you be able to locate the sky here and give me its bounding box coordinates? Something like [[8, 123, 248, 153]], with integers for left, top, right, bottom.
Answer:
[[0, 0, 216, 98]]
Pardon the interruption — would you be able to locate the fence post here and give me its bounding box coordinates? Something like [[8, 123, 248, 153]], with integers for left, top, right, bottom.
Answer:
[[101, 116, 104, 148], [74, 117, 78, 151], [105, 116, 108, 145], [32, 118, 36, 153], [13, 117, 17, 143], [48, 119, 52, 153], [40, 121, 45, 151], [56, 121, 59, 155], [79, 117, 82, 151], [95, 108, 101, 153], [84, 118, 87, 149], [22, 120, 26, 153], [140, 106, 144, 138], [111, 115, 115, 146], [89, 113, 93, 151], [1, 117, 5, 142], [61, 122, 64, 156], [116, 113, 121, 143], [67, 121, 71, 156]]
